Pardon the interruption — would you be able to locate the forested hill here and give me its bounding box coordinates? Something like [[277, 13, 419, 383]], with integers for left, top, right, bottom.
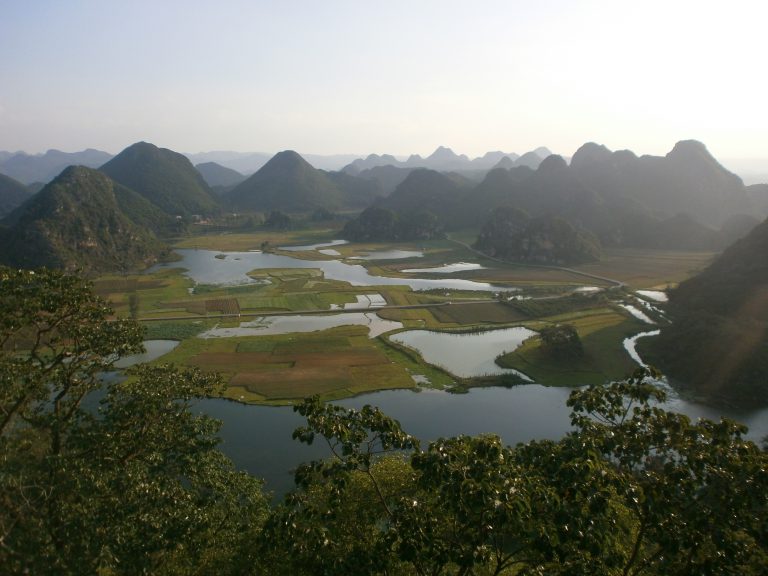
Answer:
[[343, 140, 760, 253], [641, 215, 768, 403], [100, 141, 220, 217], [0, 172, 32, 218], [225, 150, 345, 212], [0, 166, 165, 272]]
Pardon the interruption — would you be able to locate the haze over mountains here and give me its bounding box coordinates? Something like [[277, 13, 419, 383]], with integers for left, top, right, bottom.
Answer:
[[1, 138, 766, 272]]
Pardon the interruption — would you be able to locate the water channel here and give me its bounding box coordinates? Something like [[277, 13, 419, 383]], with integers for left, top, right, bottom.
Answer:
[[141, 248, 768, 497]]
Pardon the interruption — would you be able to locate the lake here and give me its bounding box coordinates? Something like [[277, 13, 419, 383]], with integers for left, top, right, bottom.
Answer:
[[151, 249, 517, 292], [142, 249, 768, 497], [390, 327, 535, 379]]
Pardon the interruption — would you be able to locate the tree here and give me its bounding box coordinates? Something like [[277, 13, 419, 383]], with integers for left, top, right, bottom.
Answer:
[[539, 323, 583, 360], [0, 267, 269, 574], [271, 369, 768, 575], [265, 210, 291, 230]]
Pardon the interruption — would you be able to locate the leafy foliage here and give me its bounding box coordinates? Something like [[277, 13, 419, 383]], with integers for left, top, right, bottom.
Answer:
[[343, 206, 442, 241], [476, 210, 602, 265], [269, 369, 768, 575], [0, 267, 268, 574], [539, 323, 584, 360], [3, 268, 767, 574]]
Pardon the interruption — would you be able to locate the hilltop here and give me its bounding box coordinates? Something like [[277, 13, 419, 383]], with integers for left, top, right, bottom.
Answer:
[[0, 166, 164, 272], [225, 150, 345, 212], [101, 142, 220, 216]]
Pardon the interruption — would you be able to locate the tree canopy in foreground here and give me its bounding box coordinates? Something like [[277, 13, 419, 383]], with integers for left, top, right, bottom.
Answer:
[[1, 267, 766, 575]]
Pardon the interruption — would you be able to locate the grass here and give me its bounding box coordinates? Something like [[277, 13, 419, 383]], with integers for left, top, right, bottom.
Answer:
[[173, 229, 339, 251], [572, 248, 717, 289], [149, 325, 419, 405], [496, 311, 646, 386], [95, 230, 715, 402]]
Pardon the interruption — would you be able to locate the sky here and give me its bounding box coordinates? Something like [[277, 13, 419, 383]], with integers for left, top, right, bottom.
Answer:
[[1, 0, 767, 161]]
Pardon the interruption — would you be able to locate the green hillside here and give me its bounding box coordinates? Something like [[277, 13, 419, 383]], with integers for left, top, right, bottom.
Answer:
[[101, 141, 220, 217], [0, 172, 32, 218], [226, 150, 344, 212], [475, 209, 601, 265], [641, 216, 768, 403], [0, 166, 164, 272]]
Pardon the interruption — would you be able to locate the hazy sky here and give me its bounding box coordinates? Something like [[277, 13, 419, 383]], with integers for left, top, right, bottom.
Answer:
[[1, 0, 767, 160]]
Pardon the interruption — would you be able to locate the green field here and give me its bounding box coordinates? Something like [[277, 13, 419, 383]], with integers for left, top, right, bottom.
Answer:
[[148, 325, 457, 405], [496, 310, 646, 386], [94, 229, 708, 403]]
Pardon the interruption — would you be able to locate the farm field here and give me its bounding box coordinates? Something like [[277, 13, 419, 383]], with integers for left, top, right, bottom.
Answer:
[[151, 325, 454, 405], [94, 228, 709, 403], [572, 248, 716, 289]]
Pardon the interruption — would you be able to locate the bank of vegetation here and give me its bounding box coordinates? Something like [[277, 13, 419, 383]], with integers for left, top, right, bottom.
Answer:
[[2, 267, 766, 575]]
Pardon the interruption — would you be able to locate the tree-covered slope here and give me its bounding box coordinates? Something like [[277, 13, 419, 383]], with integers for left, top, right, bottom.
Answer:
[[100, 141, 220, 216], [641, 216, 768, 402], [375, 168, 473, 224], [475, 209, 601, 265], [0, 172, 32, 218], [0, 166, 164, 272], [195, 161, 246, 188], [570, 140, 752, 228], [226, 150, 344, 212]]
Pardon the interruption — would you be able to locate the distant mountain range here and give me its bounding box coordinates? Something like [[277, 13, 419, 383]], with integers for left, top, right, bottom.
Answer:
[[0, 149, 114, 184], [1, 138, 764, 273], [344, 140, 762, 253], [224, 150, 379, 212], [342, 146, 552, 175], [195, 162, 247, 189]]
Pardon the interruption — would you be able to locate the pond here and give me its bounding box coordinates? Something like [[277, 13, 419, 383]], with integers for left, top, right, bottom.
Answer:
[[127, 332, 768, 499], [636, 290, 668, 302], [198, 384, 576, 496], [151, 249, 517, 292], [199, 313, 402, 339], [389, 327, 536, 379], [349, 249, 424, 260], [401, 262, 486, 274]]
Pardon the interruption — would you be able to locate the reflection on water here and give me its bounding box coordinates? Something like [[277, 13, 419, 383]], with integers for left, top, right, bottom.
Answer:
[[349, 249, 424, 260], [199, 384, 575, 496], [113, 340, 180, 368], [402, 262, 486, 274], [623, 330, 661, 367], [152, 249, 516, 292], [636, 290, 668, 302], [199, 313, 402, 339], [619, 304, 654, 324], [390, 327, 535, 379], [278, 239, 349, 252], [111, 341, 768, 499]]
